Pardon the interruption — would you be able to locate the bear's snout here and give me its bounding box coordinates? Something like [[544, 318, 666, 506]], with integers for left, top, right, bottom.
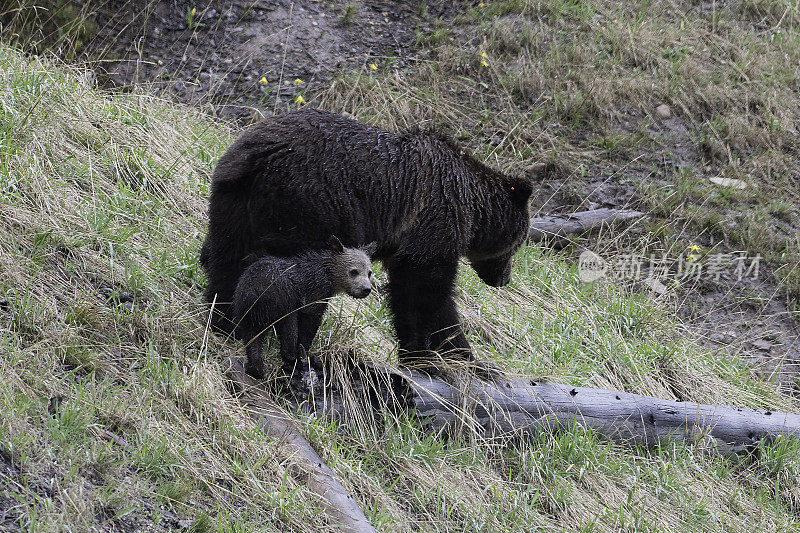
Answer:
[[356, 286, 372, 298]]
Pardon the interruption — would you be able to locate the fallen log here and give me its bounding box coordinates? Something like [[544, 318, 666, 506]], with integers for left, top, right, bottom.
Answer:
[[223, 357, 375, 533], [528, 208, 646, 244], [223, 352, 800, 528], [295, 362, 800, 457], [388, 371, 800, 455]]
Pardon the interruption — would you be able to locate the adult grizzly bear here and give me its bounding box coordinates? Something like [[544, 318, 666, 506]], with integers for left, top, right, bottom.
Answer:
[[201, 109, 532, 373]]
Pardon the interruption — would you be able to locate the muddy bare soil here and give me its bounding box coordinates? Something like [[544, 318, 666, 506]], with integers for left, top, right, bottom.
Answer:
[[88, 0, 454, 120]]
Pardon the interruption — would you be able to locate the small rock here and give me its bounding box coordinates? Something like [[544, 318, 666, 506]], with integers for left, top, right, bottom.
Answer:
[[642, 277, 668, 295], [118, 291, 134, 303], [203, 8, 217, 19], [655, 104, 672, 119], [708, 333, 728, 343], [178, 519, 193, 529], [122, 301, 134, 313], [47, 395, 64, 416], [751, 339, 773, 351], [711, 330, 737, 343], [709, 176, 747, 189]]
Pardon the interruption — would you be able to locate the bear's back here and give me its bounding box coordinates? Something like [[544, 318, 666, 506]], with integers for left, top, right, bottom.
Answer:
[[215, 109, 440, 252]]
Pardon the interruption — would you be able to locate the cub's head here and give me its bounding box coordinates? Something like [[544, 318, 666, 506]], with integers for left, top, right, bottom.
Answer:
[[329, 236, 377, 299], [467, 175, 533, 287]]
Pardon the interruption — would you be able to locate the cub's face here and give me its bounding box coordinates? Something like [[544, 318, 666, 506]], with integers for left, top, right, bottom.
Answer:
[[334, 248, 374, 299]]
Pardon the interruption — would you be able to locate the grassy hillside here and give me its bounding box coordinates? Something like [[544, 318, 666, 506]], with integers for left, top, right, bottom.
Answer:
[[1, 42, 800, 533]]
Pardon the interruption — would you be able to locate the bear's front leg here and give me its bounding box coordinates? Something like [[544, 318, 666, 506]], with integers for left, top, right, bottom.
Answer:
[[386, 257, 459, 376], [429, 296, 473, 361]]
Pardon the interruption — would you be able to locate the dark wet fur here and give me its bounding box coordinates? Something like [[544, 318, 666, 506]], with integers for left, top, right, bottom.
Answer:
[[202, 109, 532, 371], [233, 246, 372, 379]]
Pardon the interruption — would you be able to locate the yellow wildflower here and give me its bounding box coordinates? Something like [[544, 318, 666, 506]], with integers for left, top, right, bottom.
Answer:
[[295, 95, 306, 105], [369, 63, 378, 71], [259, 77, 268, 84], [480, 51, 488, 59], [293, 78, 304, 86], [190, 7, 196, 16], [478, 2, 485, 7], [680, 20, 685, 30], [480, 59, 489, 67]]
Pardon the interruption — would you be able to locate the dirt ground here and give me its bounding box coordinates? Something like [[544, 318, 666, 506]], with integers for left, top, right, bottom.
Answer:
[[88, 0, 455, 120], [83, 0, 800, 391]]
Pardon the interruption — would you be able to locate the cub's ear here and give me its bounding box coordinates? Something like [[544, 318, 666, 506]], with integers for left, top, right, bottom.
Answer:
[[508, 178, 533, 208], [362, 241, 378, 256], [328, 235, 345, 253]]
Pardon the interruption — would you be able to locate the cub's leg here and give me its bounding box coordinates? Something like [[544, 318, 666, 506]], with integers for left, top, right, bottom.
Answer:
[[244, 331, 266, 379], [298, 304, 327, 371], [275, 314, 300, 378]]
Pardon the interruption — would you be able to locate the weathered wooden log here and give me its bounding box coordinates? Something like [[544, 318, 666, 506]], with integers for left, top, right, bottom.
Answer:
[[294, 362, 800, 456], [227, 351, 800, 482], [387, 370, 800, 455], [529, 208, 646, 244], [223, 357, 376, 533]]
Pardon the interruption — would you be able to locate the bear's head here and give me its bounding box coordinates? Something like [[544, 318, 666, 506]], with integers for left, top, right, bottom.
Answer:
[[467, 176, 533, 287], [329, 236, 376, 299]]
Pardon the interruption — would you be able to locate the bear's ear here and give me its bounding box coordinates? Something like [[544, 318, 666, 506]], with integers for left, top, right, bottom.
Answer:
[[362, 241, 378, 256], [508, 178, 533, 208], [328, 235, 345, 253]]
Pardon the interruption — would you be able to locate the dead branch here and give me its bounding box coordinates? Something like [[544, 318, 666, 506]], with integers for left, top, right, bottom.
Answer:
[[388, 370, 800, 455], [293, 362, 800, 457], [223, 357, 376, 533], [529, 208, 646, 244]]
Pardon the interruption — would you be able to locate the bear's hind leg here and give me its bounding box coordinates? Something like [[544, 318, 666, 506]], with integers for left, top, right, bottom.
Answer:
[[204, 260, 245, 337]]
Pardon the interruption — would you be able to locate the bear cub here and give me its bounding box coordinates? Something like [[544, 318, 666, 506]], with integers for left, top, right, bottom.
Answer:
[[233, 236, 376, 379]]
